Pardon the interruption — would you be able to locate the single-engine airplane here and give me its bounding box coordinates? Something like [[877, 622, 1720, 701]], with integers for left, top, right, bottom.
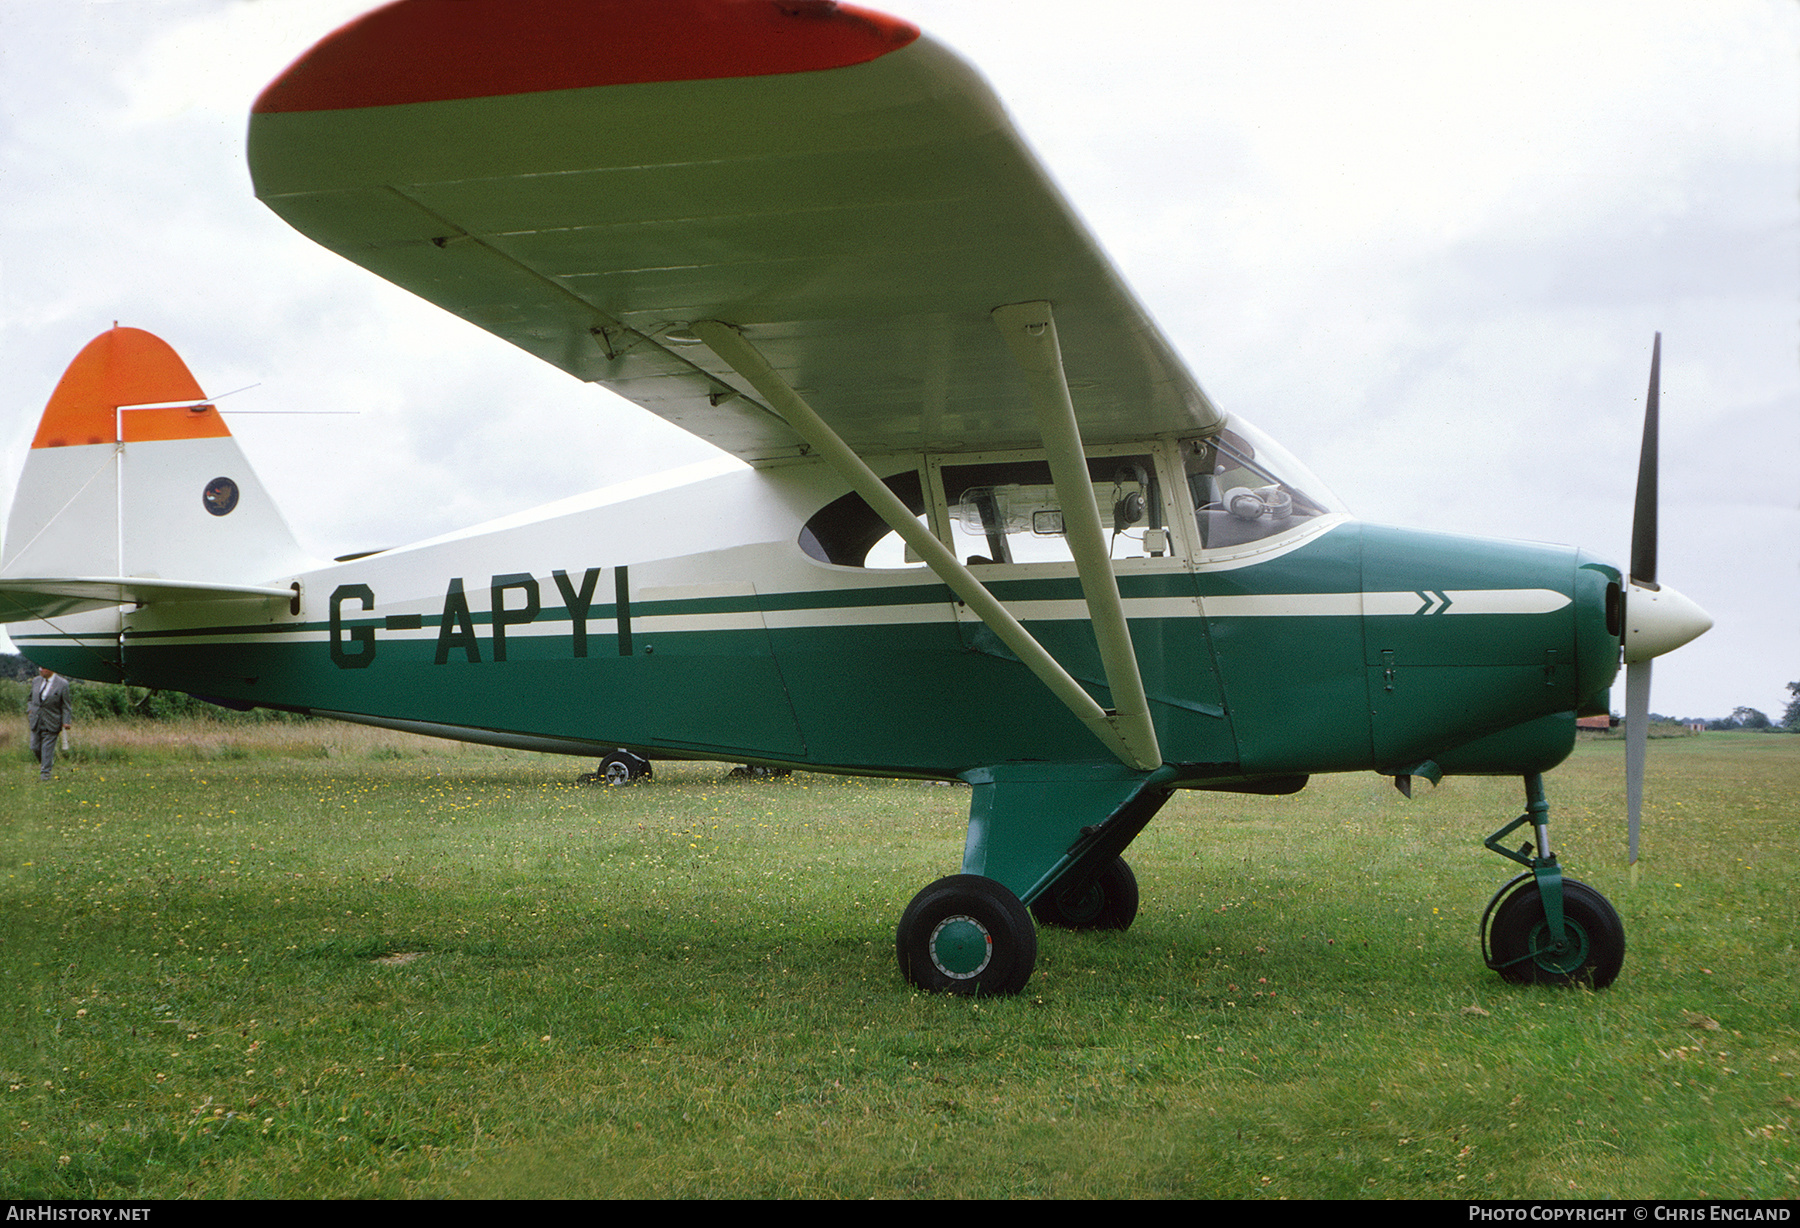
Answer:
[[0, 0, 1712, 996]]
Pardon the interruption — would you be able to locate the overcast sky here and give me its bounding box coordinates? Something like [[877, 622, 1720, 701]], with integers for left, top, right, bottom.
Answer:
[[1, 0, 1794, 722]]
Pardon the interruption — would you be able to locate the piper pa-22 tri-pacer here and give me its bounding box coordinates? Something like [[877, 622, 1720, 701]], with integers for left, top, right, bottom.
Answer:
[[1, 0, 1712, 996]]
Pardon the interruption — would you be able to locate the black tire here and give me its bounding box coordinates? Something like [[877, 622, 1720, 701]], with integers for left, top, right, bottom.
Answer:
[[599, 750, 649, 786], [1030, 857, 1140, 930], [896, 875, 1037, 996], [1488, 878, 1625, 989]]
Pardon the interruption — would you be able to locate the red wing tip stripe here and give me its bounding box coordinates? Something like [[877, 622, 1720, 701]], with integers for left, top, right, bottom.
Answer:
[[253, 0, 920, 114]]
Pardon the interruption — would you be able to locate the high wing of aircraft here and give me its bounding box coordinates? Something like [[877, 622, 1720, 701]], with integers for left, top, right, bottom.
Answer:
[[1, 0, 1712, 996]]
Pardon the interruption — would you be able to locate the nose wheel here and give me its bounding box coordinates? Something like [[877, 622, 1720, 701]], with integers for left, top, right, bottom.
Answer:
[[1483, 877, 1625, 989]]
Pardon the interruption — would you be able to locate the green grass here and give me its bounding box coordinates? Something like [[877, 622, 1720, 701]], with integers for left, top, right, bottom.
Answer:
[[2, 724, 1796, 1198]]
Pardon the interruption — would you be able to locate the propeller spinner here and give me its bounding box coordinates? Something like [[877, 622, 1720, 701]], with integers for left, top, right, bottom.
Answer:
[[1621, 334, 1713, 877]]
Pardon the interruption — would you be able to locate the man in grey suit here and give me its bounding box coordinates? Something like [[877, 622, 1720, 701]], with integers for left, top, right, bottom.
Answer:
[[27, 666, 72, 782]]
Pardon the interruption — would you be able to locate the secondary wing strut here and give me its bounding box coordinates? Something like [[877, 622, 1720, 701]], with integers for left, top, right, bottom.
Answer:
[[691, 317, 1162, 772]]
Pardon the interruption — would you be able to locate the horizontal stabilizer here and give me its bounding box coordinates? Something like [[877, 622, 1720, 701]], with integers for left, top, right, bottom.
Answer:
[[0, 577, 297, 624]]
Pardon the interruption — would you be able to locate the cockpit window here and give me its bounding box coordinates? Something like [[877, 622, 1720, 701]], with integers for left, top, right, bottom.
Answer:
[[1184, 417, 1345, 549], [942, 454, 1163, 565]]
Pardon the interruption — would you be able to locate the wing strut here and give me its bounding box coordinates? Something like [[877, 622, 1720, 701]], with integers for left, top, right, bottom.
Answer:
[[990, 302, 1161, 771], [690, 319, 1159, 771]]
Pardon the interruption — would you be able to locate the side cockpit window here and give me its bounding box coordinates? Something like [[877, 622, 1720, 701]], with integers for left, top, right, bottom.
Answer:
[[942, 454, 1163, 565], [798, 453, 1171, 570], [798, 470, 926, 568]]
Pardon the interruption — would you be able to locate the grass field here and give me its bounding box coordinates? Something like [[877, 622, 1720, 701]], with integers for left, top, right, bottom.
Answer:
[[3, 720, 1796, 1199]]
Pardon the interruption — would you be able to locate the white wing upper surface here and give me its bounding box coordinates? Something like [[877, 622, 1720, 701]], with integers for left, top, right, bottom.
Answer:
[[248, 0, 1224, 463]]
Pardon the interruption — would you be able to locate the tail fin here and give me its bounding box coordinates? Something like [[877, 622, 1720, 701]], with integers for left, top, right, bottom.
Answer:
[[2, 326, 315, 625]]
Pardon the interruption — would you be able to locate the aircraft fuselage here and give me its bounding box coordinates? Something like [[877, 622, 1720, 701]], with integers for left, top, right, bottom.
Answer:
[[24, 426, 1622, 791]]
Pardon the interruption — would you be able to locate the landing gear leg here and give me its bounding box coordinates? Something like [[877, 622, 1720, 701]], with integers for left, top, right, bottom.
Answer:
[[894, 763, 1175, 996], [1480, 773, 1625, 988]]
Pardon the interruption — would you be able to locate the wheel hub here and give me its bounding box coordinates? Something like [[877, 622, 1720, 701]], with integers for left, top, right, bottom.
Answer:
[[1527, 918, 1591, 975], [928, 914, 992, 979]]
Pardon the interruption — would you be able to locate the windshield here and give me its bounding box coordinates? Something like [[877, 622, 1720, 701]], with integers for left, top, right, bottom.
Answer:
[[1184, 415, 1346, 550]]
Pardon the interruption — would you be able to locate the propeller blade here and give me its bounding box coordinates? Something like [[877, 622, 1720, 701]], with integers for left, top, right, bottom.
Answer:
[[1625, 334, 1663, 883], [1630, 333, 1661, 588], [1625, 658, 1651, 880]]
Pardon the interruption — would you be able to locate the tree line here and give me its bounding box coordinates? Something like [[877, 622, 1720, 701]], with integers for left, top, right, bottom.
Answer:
[[1657, 683, 1800, 732]]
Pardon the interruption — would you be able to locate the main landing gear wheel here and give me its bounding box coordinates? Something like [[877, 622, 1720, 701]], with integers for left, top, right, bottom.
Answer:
[[896, 875, 1037, 996], [1030, 856, 1139, 930], [1486, 878, 1625, 989]]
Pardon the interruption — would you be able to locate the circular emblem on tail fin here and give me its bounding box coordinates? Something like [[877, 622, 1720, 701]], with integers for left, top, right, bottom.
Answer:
[[203, 476, 239, 516]]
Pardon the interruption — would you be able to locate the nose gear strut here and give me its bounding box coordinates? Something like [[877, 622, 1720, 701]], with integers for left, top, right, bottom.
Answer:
[[1479, 773, 1625, 988]]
